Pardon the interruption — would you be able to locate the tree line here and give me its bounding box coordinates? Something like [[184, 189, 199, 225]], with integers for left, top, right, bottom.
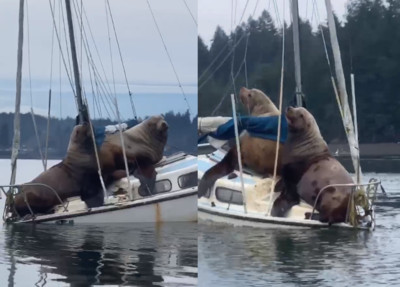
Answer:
[[0, 111, 197, 159], [198, 0, 400, 144]]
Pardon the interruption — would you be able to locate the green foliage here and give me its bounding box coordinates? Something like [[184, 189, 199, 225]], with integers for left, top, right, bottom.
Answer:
[[199, 1, 400, 143]]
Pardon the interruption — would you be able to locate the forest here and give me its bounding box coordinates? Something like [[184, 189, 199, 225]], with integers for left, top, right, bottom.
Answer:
[[198, 0, 400, 144], [0, 111, 197, 159]]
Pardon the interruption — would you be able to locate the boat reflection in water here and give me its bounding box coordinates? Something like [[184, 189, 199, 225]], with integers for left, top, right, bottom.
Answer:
[[3, 223, 197, 286], [199, 223, 375, 286]]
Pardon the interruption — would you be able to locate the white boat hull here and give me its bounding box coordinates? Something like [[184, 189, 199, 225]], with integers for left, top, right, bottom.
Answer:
[[198, 203, 369, 230], [17, 188, 197, 225]]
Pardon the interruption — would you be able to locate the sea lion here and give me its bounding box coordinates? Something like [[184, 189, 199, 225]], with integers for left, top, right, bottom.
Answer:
[[13, 123, 99, 216], [198, 87, 283, 197], [98, 115, 168, 192], [271, 106, 353, 224]]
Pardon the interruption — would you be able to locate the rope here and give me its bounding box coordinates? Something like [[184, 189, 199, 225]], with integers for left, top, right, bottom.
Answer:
[[113, 97, 132, 197], [45, 0, 56, 171], [312, 0, 344, 120], [209, 0, 260, 116], [106, 0, 138, 119], [85, 98, 108, 202], [71, 0, 116, 119], [26, 0, 46, 170], [48, 0, 76, 96], [105, 0, 117, 108], [182, 0, 197, 26], [268, 0, 285, 216], [146, 0, 192, 115]]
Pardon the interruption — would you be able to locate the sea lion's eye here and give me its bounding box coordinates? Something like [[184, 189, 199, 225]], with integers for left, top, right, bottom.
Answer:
[[300, 114, 304, 118], [248, 93, 251, 97]]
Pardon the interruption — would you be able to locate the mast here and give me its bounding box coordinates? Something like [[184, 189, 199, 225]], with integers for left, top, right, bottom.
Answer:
[[291, 0, 303, 107], [325, 0, 362, 178], [65, 0, 87, 123], [9, 0, 25, 186]]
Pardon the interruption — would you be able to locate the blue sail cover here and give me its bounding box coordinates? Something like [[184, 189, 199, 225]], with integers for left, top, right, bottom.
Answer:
[[201, 115, 288, 143], [94, 119, 138, 147]]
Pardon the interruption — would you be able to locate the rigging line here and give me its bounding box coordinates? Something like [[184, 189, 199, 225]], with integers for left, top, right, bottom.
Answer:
[[48, 0, 76, 97], [199, 0, 253, 83], [198, 32, 249, 90], [26, 0, 46, 170], [146, 0, 192, 115], [59, 0, 75, 92], [49, 0, 56, 89], [211, 55, 247, 116], [59, 0, 75, 93], [106, 0, 138, 119], [105, 0, 119, 121], [198, 43, 228, 82], [312, 0, 343, 118], [182, 0, 197, 26], [268, 0, 285, 216], [80, 0, 83, 91], [80, 2, 115, 98], [199, 0, 260, 89], [45, 0, 56, 171], [59, 0, 62, 118], [86, 48, 97, 118], [70, 0, 116, 118], [312, 0, 337, 87], [238, 0, 250, 25], [272, 0, 282, 30], [72, 8, 114, 111], [229, 0, 243, 104], [198, 0, 250, 82]]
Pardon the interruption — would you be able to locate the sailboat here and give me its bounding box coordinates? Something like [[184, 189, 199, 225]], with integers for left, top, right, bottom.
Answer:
[[197, 0, 381, 230], [0, 0, 197, 224]]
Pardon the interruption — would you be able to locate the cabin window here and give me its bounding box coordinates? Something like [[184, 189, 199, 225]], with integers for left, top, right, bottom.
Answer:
[[178, 171, 197, 189], [154, 179, 172, 194], [215, 187, 243, 205]]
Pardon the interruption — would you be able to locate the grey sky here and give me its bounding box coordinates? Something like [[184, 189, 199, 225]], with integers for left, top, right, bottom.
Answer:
[[198, 0, 348, 46], [0, 0, 197, 119]]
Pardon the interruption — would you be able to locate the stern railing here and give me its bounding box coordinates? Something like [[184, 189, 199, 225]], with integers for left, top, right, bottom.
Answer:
[[310, 178, 381, 228], [0, 183, 69, 223]]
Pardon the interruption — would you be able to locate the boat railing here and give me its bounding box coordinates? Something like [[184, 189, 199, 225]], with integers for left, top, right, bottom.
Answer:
[[0, 183, 69, 222], [310, 178, 381, 226]]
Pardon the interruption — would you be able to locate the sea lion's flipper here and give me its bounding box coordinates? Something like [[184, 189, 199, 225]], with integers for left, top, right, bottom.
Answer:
[[198, 148, 237, 198], [135, 165, 157, 196], [84, 192, 104, 208], [271, 184, 300, 217]]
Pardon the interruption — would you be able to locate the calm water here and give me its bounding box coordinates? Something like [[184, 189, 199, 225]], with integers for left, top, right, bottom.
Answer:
[[1, 160, 399, 286], [0, 160, 197, 286], [199, 172, 400, 287]]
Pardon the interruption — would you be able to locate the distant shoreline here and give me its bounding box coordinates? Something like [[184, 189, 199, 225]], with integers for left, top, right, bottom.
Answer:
[[2, 143, 400, 160]]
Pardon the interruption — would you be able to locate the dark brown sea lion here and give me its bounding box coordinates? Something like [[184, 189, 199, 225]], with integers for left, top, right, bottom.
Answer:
[[198, 87, 283, 198], [13, 123, 99, 216], [98, 115, 168, 193], [271, 107, 353, 224]]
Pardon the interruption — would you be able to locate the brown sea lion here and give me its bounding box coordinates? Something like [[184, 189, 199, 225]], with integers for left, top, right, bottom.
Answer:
[[198, 87, 283, 198], [271, 107, 353, 224], [13, 123, 99, 216], [98, 115, 168, 193]]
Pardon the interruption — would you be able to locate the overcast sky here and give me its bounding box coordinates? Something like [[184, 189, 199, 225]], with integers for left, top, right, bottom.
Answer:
[[199, 0, 348, 46], [0, 0, 197, 120]]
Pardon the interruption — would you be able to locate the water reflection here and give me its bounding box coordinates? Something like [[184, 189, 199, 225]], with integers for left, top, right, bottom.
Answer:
[[2, 223, 197, 286], [199, 223, 375, 286]]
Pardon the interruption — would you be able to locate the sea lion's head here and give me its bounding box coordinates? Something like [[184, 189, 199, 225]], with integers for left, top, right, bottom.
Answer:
[[285, 106, 321, 136], [239, 87, 279, 116], [68, 123, 93, 151], [66, 123, 96, 167], [145, 115, 169, 144]]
